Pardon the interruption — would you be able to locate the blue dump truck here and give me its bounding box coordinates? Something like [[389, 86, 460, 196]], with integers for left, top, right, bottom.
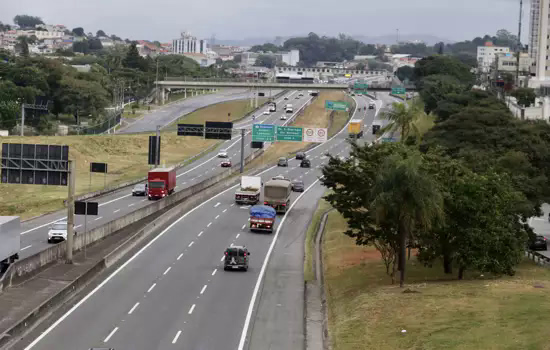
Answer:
[[249, 205, 276, 233]]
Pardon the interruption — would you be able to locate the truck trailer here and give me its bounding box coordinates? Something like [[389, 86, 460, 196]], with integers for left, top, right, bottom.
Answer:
[[148, 167, 177, 200], [348, 119, 364, 138], [264, 179, 292, 214], [235, 176, 262, 205], [249, 205, 276, 233], [0, 216, 20, 273]]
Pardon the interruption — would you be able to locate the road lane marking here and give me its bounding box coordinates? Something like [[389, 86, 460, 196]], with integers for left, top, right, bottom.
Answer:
[[147, 283, 156, 293], [182, 182, 186, 185], [129, 203, 135, 207], [21, 245, 32, 251], [242, 224, 246, 230], [200, 285, 207, 294], [94, 217, 103, 221], [220, 256, 225, 262], [238, 179, 320, 350], [215, 215, 220, 219], [104, 327, 118, 342], [248, 218, 250, 221], [236, 234, 240, 239], [128, 302, 139, 315], [231, 203, 235, 207], [212, 268, 217, 276], [172, 330, 182, 344], [177, 253, 183, 260], [214, 202, 221, 207], [74, 225, 82, 229], [207, 222, 212, 227], [114, 209, 120, 213], [188, 304, 196, 314], [188, 241, 194, 247], [163, 267, 172, 275], [223, 209, 227, 213]]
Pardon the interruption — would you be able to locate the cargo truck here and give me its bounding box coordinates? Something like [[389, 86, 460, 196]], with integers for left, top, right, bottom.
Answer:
[[249, 205, 276, 233], [235, 176, 262, 205], [348, 119, 364, 138], [148, 167, 177, 200], [264, 178, 292, 214], [0, 216, 20, 273]]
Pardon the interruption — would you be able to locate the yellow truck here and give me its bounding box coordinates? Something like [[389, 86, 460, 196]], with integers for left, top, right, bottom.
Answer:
[[348, 119, 364, 138]]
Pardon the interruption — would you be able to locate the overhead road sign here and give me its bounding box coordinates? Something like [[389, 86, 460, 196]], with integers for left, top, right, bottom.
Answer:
[[148, 136, 161, 165], [276, 126, 303, 142], [251, 141, 264, 149], [354, 82, 369, 90], [205, 121, 233, 140], [392, 87, 406, 95], [303, 128, 328, 143], [90, 162, 107, 174], [178, 124, 204, 137], [325, 100, 349, 111], [252, 124, 275, 142]]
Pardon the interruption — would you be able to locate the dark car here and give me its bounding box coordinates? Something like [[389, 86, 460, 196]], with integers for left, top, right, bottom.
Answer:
[[368, 102, 375, 109], [295, 152, 306, 160], [132, 183, 148, 196], [277, 157, 288, 167], [529, 235, 548, 251], [291, 180, 304, 192], [300, 159, 311, 168], [223, 246, 250, 271], [221, 159, 232, 167]]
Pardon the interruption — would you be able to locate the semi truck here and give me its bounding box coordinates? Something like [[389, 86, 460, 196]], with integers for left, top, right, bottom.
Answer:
[[249, 205, 276, 233], [235, 176, 262, 205], [0, 216, 20, 273], [264, 178, 292, 214], [348, 119, 364, 138], [148, 167, 177, 200]]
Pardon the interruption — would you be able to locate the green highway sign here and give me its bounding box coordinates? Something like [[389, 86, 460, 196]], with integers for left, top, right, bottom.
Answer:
[[276, 126, 303, 142], [325, 100, 349, 111], [392, 87, 406, 95], [252, 124, 275, 142], [355, 90, 368, 95], [354, 82, 369, 90], [382, 137, 398, 143]]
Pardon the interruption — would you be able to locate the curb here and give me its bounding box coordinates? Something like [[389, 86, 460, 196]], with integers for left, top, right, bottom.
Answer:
[[315, 208, 334, 350]]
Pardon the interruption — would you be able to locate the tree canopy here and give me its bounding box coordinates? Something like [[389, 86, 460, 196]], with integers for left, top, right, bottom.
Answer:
[[13, 15, 44, 28], [254, 54, 276, 68]]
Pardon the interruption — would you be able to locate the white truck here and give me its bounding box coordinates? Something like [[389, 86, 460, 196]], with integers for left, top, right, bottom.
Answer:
[[235, 176, 262, 205], [0, 216, 20, 273]]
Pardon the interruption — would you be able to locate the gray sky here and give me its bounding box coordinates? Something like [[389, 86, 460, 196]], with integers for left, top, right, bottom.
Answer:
[[1, 0, 528, 43]]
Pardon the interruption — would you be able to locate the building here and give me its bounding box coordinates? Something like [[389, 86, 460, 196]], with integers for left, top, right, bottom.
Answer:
[[183, 52, 216, 67], [496, 52, 532, 73], [276, 50, 300, 66], [477, 42, 510, 73], [172, 31, 208, 54], [241, 51, 259, 66]]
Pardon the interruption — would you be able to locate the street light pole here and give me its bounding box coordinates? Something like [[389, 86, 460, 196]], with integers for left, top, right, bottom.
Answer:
[[20, 103, 25, 136]]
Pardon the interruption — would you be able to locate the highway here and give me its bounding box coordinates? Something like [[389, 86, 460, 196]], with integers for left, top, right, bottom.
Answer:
[[16, 90, 309, 259], [20, 93, 395, 350], [118, 89, 281, 133]]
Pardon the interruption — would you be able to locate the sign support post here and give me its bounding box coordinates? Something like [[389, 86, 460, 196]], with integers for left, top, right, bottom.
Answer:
[[240, 129, 245, 174], [66, 160, 75, 264]]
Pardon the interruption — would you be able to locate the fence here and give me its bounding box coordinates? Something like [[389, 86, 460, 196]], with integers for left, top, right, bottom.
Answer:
[[70, 112, 122, 135]]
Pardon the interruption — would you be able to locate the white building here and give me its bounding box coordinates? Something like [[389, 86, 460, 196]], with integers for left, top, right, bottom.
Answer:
[[278, 49, 300, 66], [528, 0, 550, 88], [477, 43, 510, 73], [172, 31, 208, 54]]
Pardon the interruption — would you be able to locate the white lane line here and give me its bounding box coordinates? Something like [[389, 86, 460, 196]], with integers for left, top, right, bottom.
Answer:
[[182, 182, 186, 185], [214, 202, 221, 208], [200, 285, 207, 295], [220, 256, 225, 262], [248, 218, 250, 221], [207, 222, 212, 227], [188, 304, 196, 314], [305, 171, 309, 175], [104, 327, 118, 343], [129, 203, 135, 207], [231, 203, 235, 207], [163, 267, 172, 275], [21, 245, 32, 251], [172, 330, 182, 344], [223, 209, 227, 213], [188, 241, 194, 247], [212, 268, 217, 276], [177, 253, 184, 260], [94, 217, 103, 221], [128, 302, 140, 315], [147, 283, 156, 293], [141, 199, 147, 202], [236, 233, 240, 239], [74, 225, 82, 229], [198, 231, 203, 237], [242, 224, 246, 230], [113, 209, 120, 213], [215, 215, 220, 220], [238, 179, 320, 350]]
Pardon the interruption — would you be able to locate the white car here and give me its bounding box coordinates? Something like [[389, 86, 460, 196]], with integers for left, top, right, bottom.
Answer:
[[47, 221, 73, 243], [280, 115, 287, 120], [263, 110, 270, 115], [217, 150, 228, 158]]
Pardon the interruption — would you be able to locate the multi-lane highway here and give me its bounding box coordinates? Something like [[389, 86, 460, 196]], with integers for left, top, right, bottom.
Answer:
[[19, 93, 394, 350], [17, 90, 309, 259], [118, 89, 281, 133]]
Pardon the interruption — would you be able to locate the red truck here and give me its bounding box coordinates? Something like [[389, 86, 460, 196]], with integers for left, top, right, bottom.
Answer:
[[147, 167, 176, 200]]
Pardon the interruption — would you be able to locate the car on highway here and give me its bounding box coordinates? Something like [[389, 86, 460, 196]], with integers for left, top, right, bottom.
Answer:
[[217, 150, 228, 158], [291, 180, 304, 192], [47, 221, 75, 243], [284, 96, 289, 100], [300, 159, 311, 168], [351, 93, 355, 96], [369, 101, 375, 109], [529, 235, 548, 251], [277, 157, 288, 167], [295, 95, 300, 100], [295, 151, 306, 160], [263, 110, 270, 115], [132, 183, 148, 196], [221, 159, 232, 167], [223, 246, 250, 271], [272, 175, 290, 181], [298, 91, 304, 96], [280, 115, 287, 120]]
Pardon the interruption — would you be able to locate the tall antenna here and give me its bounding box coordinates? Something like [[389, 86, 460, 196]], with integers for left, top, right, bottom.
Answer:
[[516, 0, 523, 86], [396, 28, 400, 44]]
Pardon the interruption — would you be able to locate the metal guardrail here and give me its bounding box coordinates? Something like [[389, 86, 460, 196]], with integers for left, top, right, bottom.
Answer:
[[526, 250, 550, 266]]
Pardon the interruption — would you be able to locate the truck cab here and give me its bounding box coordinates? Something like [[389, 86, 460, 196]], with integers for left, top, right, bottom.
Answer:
[[148, 167, 177, 200]]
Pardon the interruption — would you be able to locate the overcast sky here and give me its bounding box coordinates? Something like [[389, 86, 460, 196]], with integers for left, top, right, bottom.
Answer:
[[1, 0, 528, 43]]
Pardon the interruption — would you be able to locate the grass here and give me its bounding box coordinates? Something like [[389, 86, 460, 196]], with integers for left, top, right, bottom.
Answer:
[[411, 113, 436, 139], [304, 198, 332, 282], [323, 210, 550, 350], [0, 134, 218, 219]]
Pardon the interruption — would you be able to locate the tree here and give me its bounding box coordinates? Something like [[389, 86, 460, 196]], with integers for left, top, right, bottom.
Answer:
[[123, 43, 144, 70], [414, 55, 474, 85], [0, 100, 20, 130], [358, 44, 377, 55], [250, 43, 281, 53], [417, 74, 467, 114], [96, 30, 107, 37], [254, 54, 276, 68], [72, 27, 85, 37], [56, 76, 110, 118], [370, 151, 444, 287], [72, 40, 90, 54], [15, 36, 30, 56], [396, 66, 414, 82], [233, 54, 242, 63], [380, 98, 426, 142], [511, 87, 536, 107], [110, 34, 122, 42], [88, 38, 103, 51], [355, 62, 366, 70], [13, 15, 44, 28], [0, 21, 12, 31]]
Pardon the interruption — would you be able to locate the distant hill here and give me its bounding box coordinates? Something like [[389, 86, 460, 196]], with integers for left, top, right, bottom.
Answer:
[[353, 34, 454, 46]]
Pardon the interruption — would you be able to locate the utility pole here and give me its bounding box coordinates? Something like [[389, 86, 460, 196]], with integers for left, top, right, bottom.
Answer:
[[516, 0, 523, 86], [156, 59, 160, 105], [396, 29, 400, 44], [66, 160, 76, 264], [240, 129, 245, 173], [20, 103, 25, 136]]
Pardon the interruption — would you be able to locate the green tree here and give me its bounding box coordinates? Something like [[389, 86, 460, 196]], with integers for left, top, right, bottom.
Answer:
[[511, 87, 536, 107], [123, 43, 145, 70], [13, 15, 44, 28], [418, 74, 467, 113], [358, 44, 377, 55], [250, 43, 281, 52], [370, 151, 444, 287], [0, 21, 12, 31], [15, 36, 30, 56], [355, 62, 366, 70], [0, 100, 20, 130], [254, 54, 276, 68], [72, 27, 85, 37], [72, 40, 90, 54], [96, 30, 107, 37], [56, 76, 110, 118], [88, 38, 103, 51], [380, 98, 425, 142], [396, 66, 414, 82], [414, 55, 474, 85]]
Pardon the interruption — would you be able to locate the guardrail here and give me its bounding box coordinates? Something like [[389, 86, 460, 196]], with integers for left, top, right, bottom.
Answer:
[[525, 250, 550, 266]]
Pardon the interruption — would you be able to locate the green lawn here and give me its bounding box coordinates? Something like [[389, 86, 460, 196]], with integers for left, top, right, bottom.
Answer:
[[323, 209, 550, 350]]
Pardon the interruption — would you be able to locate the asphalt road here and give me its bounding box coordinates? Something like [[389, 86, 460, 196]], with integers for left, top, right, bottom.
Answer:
[[17, 90, 310, 259], [20, 93, 395, 350], [529, 203, 550, 258], [118, 89, 281, 133]]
